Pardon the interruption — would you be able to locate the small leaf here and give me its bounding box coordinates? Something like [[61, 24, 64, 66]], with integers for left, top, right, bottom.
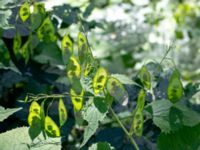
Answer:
[[58, 98, 68, 127], [138, 66, 151, 90], [29, 101, 41, 115], [70, 88, 84, 111], [78, 32, 91, 64], [61, 34, 73, 64], [13, 30, 21, 55], [136, 89, 146, 111], [106, 77, 129, 106], [37, 17, 56, 42], [67, 56, 81, 83], [131, 109, 143, 137], [31, 2, 46, 30], [167, 70, 183, 103], [19, 2, 30, 22], [89, 142, 115, 150], [93, 67, 108, 94], [44, 116, 60, 137]]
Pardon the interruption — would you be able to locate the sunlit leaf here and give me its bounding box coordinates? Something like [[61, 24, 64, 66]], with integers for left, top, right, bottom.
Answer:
[[78, 32, 92, 64], [61, 34, 73, 64], [37, 17, 56, 42], [0, 106, 22, 122], [70, 88, 84, 111], [167, 70, 183, 103], [19, 2, 30, 22], [29, 101, 41, 115], [44, 116, 60, 137], [58, 98, 67, 127], [106, 77, 128, 106], [13, 30, 21, 55], [67, 56, 81, 83], [93, 67, 108, 94], [138, 65, 151, 90]]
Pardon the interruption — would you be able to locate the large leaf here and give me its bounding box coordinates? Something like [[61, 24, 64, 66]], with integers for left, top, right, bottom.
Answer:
[[80, 98, 108, 147], [89, 142, 115, 150], [0, 10, 12, 29], [157, 124, 200, 150], [0, 106, 22, 122], [0, 127, 61, 150], [145, 100, 200, 133]]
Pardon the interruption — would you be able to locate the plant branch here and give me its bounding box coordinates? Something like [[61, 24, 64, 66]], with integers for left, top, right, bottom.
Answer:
[[109, 107, 140, 150]]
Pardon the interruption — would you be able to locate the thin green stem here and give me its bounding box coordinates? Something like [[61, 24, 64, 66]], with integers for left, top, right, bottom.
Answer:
[[109, 107, 140, 150]]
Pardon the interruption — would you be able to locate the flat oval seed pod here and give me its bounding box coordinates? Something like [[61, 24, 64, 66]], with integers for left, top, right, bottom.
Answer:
[[70, 88, 84, 111], [93, 67, 108, 94], [28, 112, 41, 126], [29, 101, 41, 115], [58, 98, 68, 127], [44, 116, 60, 137], [61, 34, 73, 52], [106, 77, 129, 106], [19, 2, 30, 22], [136, 89, 146, 111], [167, 69, 183, 103], [67, 56, 81, 82], [132, 109, 143, 137], [78, 32, 91, 64], [138, 66, 151, 90]]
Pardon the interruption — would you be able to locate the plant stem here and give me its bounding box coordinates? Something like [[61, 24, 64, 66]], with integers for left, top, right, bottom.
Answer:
[[109, 107, 140, 150]]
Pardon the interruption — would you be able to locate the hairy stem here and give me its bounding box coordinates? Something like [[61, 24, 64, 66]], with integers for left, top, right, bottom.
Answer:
[[109, 107, 140, 150]]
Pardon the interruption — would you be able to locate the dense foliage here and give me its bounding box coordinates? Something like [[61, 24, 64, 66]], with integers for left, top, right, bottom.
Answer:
[[0, 0, 200, 150]]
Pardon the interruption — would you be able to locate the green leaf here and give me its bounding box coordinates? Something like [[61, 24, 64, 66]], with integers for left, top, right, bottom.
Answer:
[[157, 124, 200, 150], [13, 31, 21, 55], [145, 100, 200, 133], [37, 17, 56, 42], [19, 2, 30, 22], [111, 74, 138, 85], [106, 77, 129, 106], [0, 106, 22, 122], [89, 142, 115, 150], [93, 67, 108, 95], [0, 127, 61, 150], [44, 116, 60, 137], [58, 98, 68, 127], [138, 65, 151, 90], [80, 98, 108, 147], [167, 69, 183, 103], [0, 10, 12, 29], [31, 3, 46, 30], [136, 89, 146, 111], [131, 109, 143, 137]]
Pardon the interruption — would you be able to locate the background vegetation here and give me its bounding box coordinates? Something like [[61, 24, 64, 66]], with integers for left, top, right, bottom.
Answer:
[[0, 0, 200, 150]]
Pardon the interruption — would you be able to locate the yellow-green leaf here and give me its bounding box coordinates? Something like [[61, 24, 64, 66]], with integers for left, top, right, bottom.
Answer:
[[61, 34, 73, 52], [37, 17, 56, 41], [93, 67, 108, 94], [19, 2, 30, 22], [44, 116, 60, 137], [78, 32, 91, 64], [67, 56, 81, 83], [70, 88, 84, 111], [131, 109, 143, 137], [138, 66, 151, 90], [13, 30, 21, 55], [29, 101, 41, 115], [58, 98, 67, 127], [28, 111, 41, 126], [167, 70, 183, 103], [106, 77, 128, 106], [136, 89, 146, 111]]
